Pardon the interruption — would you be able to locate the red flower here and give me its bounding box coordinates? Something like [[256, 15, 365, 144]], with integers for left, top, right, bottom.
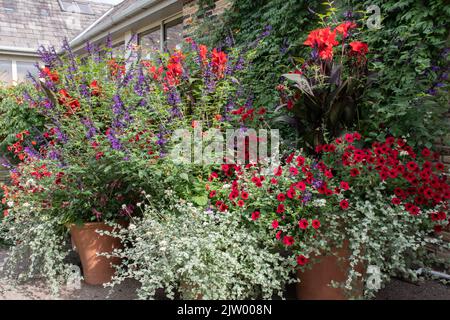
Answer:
[[276, 204, 285, 213], [336, 21, 357, 38], [340, 181, 350, 191], [277, 193, 286, 202], [90, 80, 101, 96], [303, 27, 339, 60], [340, 199, 349, 210], [237, 200, 245, 207], [436, 163, 445, 171], [350, 168, 360, 177], [272, 219, 279, 229], [276, 230, 282, 240], [209, 190, 216, 198], [274, 166, 283, 176], [241, 191, 249, 200], [391, 197, 401, 205], [406, 161, 418, 171], [211, 48, 228, 78], [287, 100, 294, 110], [345, 133, 354, 143], [312, 219, 321, 229], [283, 235, 295, 246], [297, 254, 309, 266], [270, 178, 278, 185], [349, 41, 368, 55], [421, 148, 431, 157], [298, 218, 309, 230], [434, 225, 443, 233], [251, 211, 260, 220], [289, 167, 299, 175]]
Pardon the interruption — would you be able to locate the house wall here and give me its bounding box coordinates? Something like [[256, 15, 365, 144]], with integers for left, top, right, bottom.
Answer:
[[182, 0, 231, 36]]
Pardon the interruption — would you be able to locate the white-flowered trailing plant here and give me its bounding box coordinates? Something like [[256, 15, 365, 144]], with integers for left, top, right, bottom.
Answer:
[[208, 132, 450, 298], [102, 190, 295, 300], [0, 203, 72, 295]]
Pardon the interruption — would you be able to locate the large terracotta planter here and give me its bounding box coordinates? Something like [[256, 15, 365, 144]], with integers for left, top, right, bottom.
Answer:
[[296, 241, 364, 300], [70, 222, 125, 285]]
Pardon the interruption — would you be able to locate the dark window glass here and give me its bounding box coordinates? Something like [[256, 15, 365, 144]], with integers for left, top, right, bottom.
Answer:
[[139, 28, 161, 52], [164, 18, 183, 52], [16, 61, 38, 83], [0, 60, 12, 85]]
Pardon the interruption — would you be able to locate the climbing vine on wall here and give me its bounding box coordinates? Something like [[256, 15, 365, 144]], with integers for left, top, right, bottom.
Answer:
[[195, 0, 450, 148]]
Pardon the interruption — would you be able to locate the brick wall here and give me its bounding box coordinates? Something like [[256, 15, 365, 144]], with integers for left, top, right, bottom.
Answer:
[[182, 0, 231, 37]]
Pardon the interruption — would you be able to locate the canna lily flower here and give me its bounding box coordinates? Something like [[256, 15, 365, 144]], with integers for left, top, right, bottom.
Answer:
[[349, 41, 369, 55], [336, 21, 357, 38]]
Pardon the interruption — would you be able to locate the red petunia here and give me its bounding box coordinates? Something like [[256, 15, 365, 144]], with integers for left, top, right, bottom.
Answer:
[[298, 218, 308, 230], [241, 191, 249, 200], [340, 199, 349, 210], [272, 219, 279, 229], [312, 219, 321, 229], [276, 204, 285, 213], [237, 200, 245, 207], [251, 211, 260, 220], [391, 197, 401, 205], [209, 190, 216, 198], [350, 168, 360, 177], [283, 235, 295, 246], [297, 254, 309, 266], [340, 181, 350, 191], [277, 193, 286, 202]]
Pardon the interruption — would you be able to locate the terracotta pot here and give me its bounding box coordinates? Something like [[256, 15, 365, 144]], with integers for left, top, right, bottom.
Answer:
[[70, 221, 126, 285], [296, 241, 365, 300]]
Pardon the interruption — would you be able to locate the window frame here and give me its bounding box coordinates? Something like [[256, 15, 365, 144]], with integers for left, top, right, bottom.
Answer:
[[137, 13, 184, 52]]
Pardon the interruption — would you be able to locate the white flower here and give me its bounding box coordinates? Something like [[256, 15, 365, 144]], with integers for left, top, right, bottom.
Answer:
[[22, 202, 30, 208], [312, 199, 326, 207], [7, 201, 14, 208]]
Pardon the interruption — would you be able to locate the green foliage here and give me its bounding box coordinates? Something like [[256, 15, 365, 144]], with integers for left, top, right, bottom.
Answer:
[[200, 0, 450, 147], [351, 0, 450, 147], [0, 84, 45, 155]]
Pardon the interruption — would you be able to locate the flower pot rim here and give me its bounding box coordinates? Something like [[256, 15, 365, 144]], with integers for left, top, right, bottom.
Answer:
[[68, 220, 127, 230]]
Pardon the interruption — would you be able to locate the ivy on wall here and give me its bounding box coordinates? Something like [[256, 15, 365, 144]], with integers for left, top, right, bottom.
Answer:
[[196, 0, 450, 148]]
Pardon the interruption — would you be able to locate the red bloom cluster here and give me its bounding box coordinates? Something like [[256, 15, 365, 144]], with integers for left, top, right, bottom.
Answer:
[[58, 89, 80, 115], [317, 132, 450, 230], [303, 27, 339, 60], [107, 59, 126, 78], [7, 130, 30, 161], [41, 67, 59, 83]]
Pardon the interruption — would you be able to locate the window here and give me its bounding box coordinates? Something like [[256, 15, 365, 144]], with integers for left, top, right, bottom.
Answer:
[[139, 28, 161, 52], [0, 60, 12, 85], [112, 42, 125, 58], [164, 17, 183, 52], [16, 61, 38, 83], [59, 0, 93, 14]]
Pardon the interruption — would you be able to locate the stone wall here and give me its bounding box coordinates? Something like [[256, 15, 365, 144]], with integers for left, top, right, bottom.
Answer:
[[182, 0, 231, 37]]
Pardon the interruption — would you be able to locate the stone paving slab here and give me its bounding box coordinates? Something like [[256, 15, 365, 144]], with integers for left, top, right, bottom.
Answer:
[[0, 247, 449, 300]]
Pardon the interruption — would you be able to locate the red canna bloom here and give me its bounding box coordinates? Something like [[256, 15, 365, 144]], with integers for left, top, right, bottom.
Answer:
[[211, 48, 228, 78], [303, 27, 339, 60], [349, 41, 369, 55], [336, 21, 357, 38]]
